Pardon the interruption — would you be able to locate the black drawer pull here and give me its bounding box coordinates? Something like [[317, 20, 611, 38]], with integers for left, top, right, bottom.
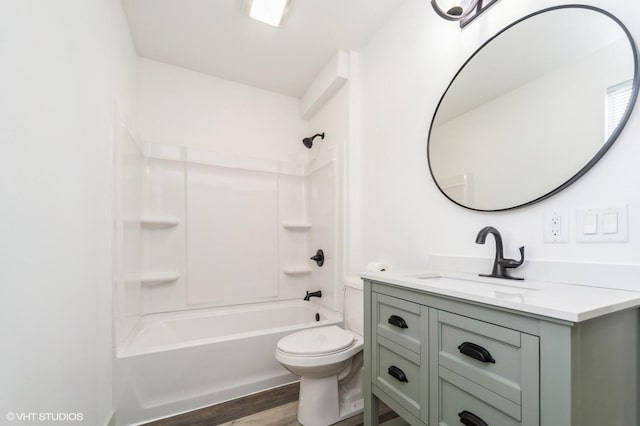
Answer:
[[458, 342, 495, 363], [388, 315, 408, 329], [458, 410, 488, 426], [387, 365, 408, 383]]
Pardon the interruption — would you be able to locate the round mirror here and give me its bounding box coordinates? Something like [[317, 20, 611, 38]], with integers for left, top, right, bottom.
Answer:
[[428, 5, 638, 211]]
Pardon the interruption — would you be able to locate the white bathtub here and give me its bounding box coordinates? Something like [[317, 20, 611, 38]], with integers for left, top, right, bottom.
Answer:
[[114, 300, 342, 425]]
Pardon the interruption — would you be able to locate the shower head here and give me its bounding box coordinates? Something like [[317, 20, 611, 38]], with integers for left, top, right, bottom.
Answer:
[[302, 132, 325, 149]]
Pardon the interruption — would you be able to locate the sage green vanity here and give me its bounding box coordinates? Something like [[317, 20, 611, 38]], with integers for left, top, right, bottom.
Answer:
[[363, 275, 640, 426]]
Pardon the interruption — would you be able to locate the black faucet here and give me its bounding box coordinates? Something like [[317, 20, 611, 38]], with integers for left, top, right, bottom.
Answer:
[[303, 290, 322, 301], [475, 226, 525, 280]]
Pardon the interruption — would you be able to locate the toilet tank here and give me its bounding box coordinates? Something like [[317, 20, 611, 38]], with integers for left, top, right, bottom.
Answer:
[[344, 284, 363, 336]]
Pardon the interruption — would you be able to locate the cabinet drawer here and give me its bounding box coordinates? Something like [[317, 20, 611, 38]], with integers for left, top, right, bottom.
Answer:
[[439, 367, 522, 426], [375, 339, 422, 418], [437, 310, 539, 405], [374, 293, 421, 353]]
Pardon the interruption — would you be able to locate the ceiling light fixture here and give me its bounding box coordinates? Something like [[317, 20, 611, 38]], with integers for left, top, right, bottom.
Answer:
[[243, 0, 292, 27], [431, 0, 500, 28]]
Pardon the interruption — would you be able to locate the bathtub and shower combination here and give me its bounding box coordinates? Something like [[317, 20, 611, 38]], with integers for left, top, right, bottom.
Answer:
[[115, 299, 342, 425]]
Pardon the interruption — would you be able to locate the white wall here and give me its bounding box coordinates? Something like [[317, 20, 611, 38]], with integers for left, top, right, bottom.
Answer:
[[136, 58, 309, 163], [355, 0, 640, 273], [0, 1, 136, 424]]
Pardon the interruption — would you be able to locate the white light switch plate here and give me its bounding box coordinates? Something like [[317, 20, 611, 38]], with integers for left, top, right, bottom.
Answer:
[[576, 205, 628, 243]]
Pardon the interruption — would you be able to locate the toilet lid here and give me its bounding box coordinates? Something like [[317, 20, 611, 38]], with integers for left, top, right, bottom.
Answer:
[[277, 326, 355, 355]]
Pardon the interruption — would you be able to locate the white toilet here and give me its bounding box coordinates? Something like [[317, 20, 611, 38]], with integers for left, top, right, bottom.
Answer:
[[275, 286, 364, 426]]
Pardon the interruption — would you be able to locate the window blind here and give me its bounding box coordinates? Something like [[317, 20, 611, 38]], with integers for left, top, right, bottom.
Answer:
[[605, 79, 633, 139]]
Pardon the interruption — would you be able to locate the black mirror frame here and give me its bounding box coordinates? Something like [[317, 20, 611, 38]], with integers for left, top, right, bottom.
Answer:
[[427, 4, 639, 212]]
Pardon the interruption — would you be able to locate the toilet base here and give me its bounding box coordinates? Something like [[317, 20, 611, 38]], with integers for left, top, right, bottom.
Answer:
[[338, 398, 364, 421], [297, 374, 363, 426]]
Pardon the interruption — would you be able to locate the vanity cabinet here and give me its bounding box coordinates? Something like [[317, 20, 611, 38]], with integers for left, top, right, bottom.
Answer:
[[364, 279, 639, 426]]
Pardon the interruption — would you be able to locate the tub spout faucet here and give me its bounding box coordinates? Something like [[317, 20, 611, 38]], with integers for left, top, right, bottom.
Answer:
[[475, 226, 525, 281], [304, 291, 322, 301]]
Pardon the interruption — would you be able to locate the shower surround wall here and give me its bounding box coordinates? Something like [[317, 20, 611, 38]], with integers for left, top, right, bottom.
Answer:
[[113, 136, 343, 343], [113, 123, 145, 345]]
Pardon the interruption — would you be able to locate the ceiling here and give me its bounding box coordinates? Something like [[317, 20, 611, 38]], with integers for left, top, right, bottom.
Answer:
[[122, 0, 405, 97]]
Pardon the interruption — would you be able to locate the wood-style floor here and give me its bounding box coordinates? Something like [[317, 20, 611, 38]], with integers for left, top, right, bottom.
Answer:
[[145, 382, 397, 426]]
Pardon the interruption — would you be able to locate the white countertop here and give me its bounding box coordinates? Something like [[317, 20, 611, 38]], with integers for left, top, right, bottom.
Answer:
[[361, 270, 640, 322]]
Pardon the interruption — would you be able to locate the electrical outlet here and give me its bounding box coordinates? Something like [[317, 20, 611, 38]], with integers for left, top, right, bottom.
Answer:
[[544, 209, 569, 243]]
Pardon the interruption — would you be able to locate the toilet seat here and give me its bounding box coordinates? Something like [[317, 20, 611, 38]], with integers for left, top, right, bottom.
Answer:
[[277, 325, 355, 356]]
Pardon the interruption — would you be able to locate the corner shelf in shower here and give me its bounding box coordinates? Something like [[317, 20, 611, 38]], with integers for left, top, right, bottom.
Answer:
[[140, 216, 180, 229], [282, 223, 312, 231], [139, 271, 181, 285], [282, 267, 313, 275]]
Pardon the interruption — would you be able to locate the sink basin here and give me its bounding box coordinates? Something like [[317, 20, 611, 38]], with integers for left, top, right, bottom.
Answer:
[[414, 275, 539, 300]]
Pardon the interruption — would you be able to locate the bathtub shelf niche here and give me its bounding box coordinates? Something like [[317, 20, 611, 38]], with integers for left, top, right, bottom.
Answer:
[[140, 272, 181, 285], [282, 222, 312, 231], [140, 216, 180, 229], [282, 267, 313, 276]]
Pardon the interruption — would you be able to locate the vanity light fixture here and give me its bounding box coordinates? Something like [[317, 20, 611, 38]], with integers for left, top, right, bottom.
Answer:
[[243, 0, 292, 27], [431, 0, 500, 28]]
